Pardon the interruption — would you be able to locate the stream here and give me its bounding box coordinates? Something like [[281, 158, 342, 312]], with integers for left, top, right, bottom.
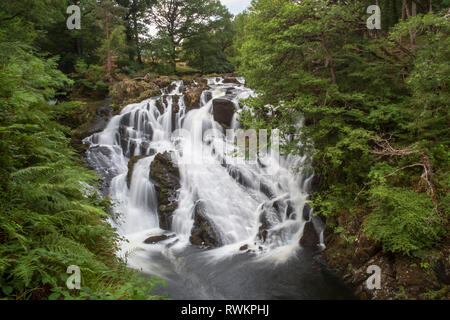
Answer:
[[84, 77, 353, 300]]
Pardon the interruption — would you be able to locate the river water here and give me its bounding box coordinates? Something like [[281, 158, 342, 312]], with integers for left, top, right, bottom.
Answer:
[[84, 77, 353, 300]]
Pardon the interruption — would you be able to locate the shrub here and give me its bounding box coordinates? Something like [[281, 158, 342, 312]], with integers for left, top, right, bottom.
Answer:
[[364, 185, 444, 256]]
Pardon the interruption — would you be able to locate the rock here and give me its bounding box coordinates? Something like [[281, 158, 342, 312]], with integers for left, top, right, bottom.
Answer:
[[155, 98, 164, 114], [184, 87, 203, 111], [226, 165, 254, 189], [204, 91, 213, 103], [259, 182, 275, 199], [150, 152, 181, 230], [112, 79, 161, 112], [303, 203, 312, 221], [299, 221, 320, 248], [212, 98, 235, 127], [257, 207, 277, 242], [222, 77, 240, 84], [189, 200, 222, 248], [85, 145, 120, 192], [239, 244, 249, 251], [435, 258, 450, 285], [87, 97, 113, 135], [144, 235, 170, 244], [127, 155, 149, 189]]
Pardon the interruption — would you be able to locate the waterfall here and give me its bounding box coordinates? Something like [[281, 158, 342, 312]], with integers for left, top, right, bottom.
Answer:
[[83, 77, 339, 299]]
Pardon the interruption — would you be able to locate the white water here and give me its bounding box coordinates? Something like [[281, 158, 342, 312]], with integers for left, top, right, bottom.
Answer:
[[83, 77, 339, 299]]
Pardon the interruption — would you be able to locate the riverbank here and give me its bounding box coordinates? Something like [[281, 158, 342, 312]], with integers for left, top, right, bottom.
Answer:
[[321, 212, 449, 300]]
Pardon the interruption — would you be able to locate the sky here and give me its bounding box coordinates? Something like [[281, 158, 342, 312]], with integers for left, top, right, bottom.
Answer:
[[220, 0, 252, 15]]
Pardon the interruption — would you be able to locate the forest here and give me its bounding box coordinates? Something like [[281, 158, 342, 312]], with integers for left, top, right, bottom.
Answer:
[[0, 0, 448, 300]]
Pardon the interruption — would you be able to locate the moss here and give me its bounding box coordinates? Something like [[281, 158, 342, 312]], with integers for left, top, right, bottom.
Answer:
[[69, 98, 107, 154]]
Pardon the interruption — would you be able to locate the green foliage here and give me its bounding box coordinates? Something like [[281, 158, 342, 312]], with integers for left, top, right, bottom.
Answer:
[[236, 0, 449, 257], [72, 59, 109, 97], [149, 0, 234, 73], [364, 186, 444, 256], [0, 10, 165, 300]]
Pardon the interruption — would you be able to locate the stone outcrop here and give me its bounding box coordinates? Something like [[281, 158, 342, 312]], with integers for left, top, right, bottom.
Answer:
[[150, 152, 181, 230], [112, 79, 162, 113], [299, 221, 320, 248], [322, 210, 450, 300], [212, 97, 235, 128], [189, 200, 222, 248], [183, 78, 210, 111], [222, 77, 241, 85]]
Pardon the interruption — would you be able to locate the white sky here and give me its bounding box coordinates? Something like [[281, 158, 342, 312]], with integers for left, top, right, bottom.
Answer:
[[220, 0, 252, 15]]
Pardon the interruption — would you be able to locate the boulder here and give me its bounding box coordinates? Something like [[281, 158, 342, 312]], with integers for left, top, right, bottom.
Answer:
[[239, 244, 249, 251], [303, 203, 312, 221], [222, 77, 240, 85], [184, 87, 203, 111], [183, 78, 210, 111], [155, 98, 164, 114], [299, 221, 320, 248], [144, 234, 171, 244], [212, 98, 235, 127], [189, 201, 222, 248], [127, 155, 149, 189], [150, 152, 181, 230], [257, 207, 278, 242]]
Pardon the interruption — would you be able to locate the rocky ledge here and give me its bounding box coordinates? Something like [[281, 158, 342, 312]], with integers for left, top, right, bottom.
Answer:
[[321, 211, 450, 300], [150, 152, 181, 231]]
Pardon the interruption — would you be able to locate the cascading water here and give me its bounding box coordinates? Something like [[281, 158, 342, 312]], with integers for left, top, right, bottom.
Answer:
[[84, 77, 352, 299]]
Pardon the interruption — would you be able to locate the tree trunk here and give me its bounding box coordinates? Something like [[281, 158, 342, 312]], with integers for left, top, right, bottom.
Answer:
[[410, 1, 417, 48], [133, 17, 142, 64], [320, 34, 337, 85], [105, 7, 112, 83], [402, 0, 410, 20]]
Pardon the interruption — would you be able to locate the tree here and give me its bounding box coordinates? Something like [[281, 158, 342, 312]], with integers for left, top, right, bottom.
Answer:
[[147, 0, 232, 72], [97, 1, 127, 82], [236, 0, 448, 258], [181, 10, 234, 73], [116, 0, 156, 63]]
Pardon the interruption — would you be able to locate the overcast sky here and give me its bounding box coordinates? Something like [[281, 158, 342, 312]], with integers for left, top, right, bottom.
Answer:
[[220, 0, 252, 15]]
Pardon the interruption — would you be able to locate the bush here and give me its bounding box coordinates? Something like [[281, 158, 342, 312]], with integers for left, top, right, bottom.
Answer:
[[364, 185, 444, 256], [72, 59, 109, 98]]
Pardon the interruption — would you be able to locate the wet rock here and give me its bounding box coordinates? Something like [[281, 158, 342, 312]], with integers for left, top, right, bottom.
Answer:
[[213, 98, 235, 128], [144, 234, 172, 244], [303, 203, 312, 221], [127, 155, 149, 189], [435, 258, 450, 285], [257, 207, 278, 242], [190, 200, 222, 248], [184, 87, 203, 111], [286, 201, 296, 219], [112, 79, 161, 112], [299, 221, 320, 248], [239, 244, 249, 251], [85, 145, 119, 192], [259, 182, 276, 199], [222, 77, 240, 84], [226, 165, 254, 189], [155, 98, 164, 114], [87, 98, 113, 135], [150, 152, 181, 230], [204, 91, 213, 103]]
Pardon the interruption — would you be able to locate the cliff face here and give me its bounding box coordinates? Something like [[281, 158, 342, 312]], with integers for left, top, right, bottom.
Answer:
[[322, 210, 450, 300]]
